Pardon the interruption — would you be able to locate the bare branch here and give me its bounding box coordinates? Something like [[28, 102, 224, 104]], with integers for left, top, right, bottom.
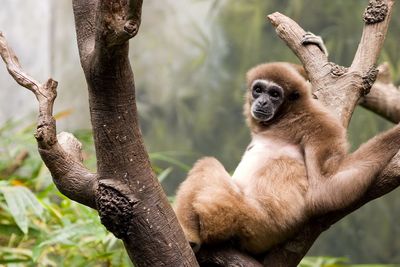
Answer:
[[38, 145, 98, 209], [0, 32, 97, 209], [0, 32, 41, 94], [267, 12, 359, 125], [351, 0, 394, 73], [72, 0, 97, 64], [0, 150, 29, 178], [196, 246, 263, 267], [58, 132, 85, 162], [361, 82, 400, 123], [360, 63, 400, 123], [267, 12, 329, 86]]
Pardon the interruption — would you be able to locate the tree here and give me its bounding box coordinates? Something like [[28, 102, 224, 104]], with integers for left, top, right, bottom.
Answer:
[[0, 0, 399, 266]]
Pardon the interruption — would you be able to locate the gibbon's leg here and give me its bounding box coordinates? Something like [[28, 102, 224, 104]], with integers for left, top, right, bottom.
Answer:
[[174, 157, 237, 249], [307, 124, 400, 214], [175, 157, 263, 250], [193, 176, 244, 245]]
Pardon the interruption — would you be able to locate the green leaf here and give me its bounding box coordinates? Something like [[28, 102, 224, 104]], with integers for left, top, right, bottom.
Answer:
[[0, 246, 32, 259], [20, 187, 44, 218], [31, 245, 43, 262], [0, 186, 44, 234], [0, 258, 31, 264], [38, 222, 102, 247], [0, 224, 23, 236], [157, 167, 173, 183], [150, 153, 190, 171], [1, 187, 29, 234]]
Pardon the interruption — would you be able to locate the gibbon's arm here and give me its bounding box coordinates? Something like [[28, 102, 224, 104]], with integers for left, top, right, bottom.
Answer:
[[291, 33, 400, 214], [305, 124, 400, 215]]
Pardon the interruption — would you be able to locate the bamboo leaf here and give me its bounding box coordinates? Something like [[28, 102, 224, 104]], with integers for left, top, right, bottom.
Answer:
[[39, 222, 101, 247], [157, 167, 173, 183], [20, 187, 44, 218], [0, 187, 29, 234], [0, 186, 44, 234], [150, 153, 190, 171]]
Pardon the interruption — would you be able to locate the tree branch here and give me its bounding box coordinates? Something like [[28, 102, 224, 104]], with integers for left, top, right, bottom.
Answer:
[[196, 246, 263, 267], [0, 150, 29, 178], [360, 63, 400, 123], [351, 0, 392, 73], [0, 32, 97, 209], [72, 0, 97, 65]]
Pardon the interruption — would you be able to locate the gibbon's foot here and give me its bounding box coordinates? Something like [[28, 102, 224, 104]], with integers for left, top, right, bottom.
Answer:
[[301, 31, 329, 57], [189, 241, 201, 253], [183, 226, 202, 253]]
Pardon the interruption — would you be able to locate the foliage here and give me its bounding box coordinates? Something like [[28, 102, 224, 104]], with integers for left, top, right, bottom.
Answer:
[[0, 115, 199, 266], [0, 118, 132, 266], [300, 257, 399, 267]]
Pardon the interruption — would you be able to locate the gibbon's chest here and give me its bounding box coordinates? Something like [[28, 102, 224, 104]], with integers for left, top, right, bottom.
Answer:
[[231, 135, 305, 189]]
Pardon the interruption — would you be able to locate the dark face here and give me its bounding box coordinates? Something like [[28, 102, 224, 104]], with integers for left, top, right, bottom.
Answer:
[[250, 79, 284, 122]]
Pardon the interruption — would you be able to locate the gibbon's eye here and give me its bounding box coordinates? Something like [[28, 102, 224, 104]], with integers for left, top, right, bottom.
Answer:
[[252, 83, 265, 99], [254, 86, 263, 94], [269, 90, 280, 98]]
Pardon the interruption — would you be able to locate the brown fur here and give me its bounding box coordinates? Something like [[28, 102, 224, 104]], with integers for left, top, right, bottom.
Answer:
[[174, 62, 400, 254]]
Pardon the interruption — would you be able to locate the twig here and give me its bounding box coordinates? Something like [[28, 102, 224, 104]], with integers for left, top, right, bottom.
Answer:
[[0, 150, 29, 178]]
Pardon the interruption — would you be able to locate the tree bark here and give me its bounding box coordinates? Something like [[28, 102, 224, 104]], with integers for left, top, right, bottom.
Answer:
[[1, 0, 400, 266]]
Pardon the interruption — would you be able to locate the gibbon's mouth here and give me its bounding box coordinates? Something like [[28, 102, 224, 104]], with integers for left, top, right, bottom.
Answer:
[[252, 109, 274, 122]]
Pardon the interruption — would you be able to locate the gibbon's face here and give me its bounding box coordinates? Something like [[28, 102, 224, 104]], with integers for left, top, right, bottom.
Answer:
[[250, 79, 284, 122]]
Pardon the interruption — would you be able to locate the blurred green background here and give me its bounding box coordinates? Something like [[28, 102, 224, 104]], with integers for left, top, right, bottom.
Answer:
[[1, 0, 400, 266]]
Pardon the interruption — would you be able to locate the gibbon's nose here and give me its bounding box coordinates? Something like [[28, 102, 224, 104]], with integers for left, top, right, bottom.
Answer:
[[257, 97, 271, 108]]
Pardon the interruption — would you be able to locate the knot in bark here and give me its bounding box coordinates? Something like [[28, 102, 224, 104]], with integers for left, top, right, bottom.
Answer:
[[124, 20, 139, 36], [96, 181, 138, 239], [329, 63, 348, 77], [363, 0, 388, 24], [362, 66, 379, 95]]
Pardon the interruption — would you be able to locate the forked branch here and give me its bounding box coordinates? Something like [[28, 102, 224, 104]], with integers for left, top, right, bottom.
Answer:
[[268, 0, 393, 127], [0, 32, 98, 209]]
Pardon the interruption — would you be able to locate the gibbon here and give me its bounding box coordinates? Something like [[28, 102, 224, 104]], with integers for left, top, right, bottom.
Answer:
[[174, 62, 400, 254]]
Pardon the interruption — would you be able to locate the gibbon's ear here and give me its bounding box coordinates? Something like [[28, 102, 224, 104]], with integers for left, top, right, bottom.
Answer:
[[288, 90, 301, 101]]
